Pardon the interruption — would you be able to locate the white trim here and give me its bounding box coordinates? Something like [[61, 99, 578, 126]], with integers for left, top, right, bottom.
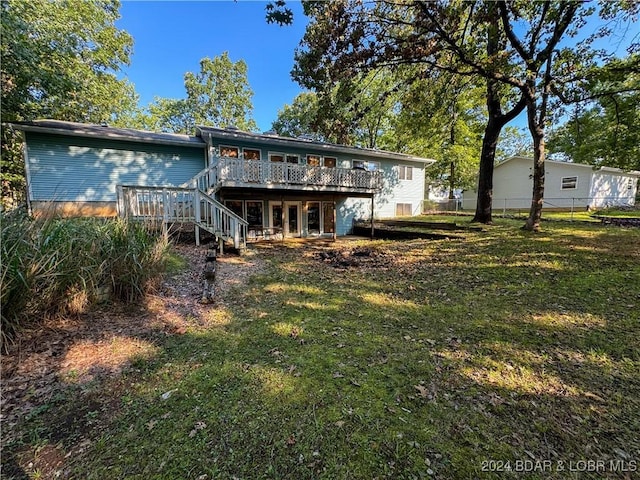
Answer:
[[352, 159, 366, 169], [197, 125, 436, 164], [398, 165, 413, 181], [285, 154, 300, 164], [323, 156, 337, 168], [561, 176, 578, 190], [224, 199, 245, 218], [245, 199, 264, 228], [219, 144, 240, 158], [395, 202, 413, 216], [242, 147, 261, 161], [306, 201, 322, 236], [268, 151, 285, 162], [306, 154, 321, 166]]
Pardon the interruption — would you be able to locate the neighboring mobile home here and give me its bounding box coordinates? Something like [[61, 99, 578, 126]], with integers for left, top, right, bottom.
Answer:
[[462, 156, 640, 211], [10, 120, 434, 247]]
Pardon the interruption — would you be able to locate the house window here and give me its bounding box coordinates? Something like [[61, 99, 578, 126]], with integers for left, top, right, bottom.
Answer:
[[246, 201, 263, 228], [220, 145, 239, 158], [225, 200, 244, 218], [286, 154, 300, 164], [269, 152, 284, 162], [399, 165, 413, 181], [323, 202, 335, 233], [323, 156, 337, 168], [243, 148, 261, 161], [352, 160, 366, 170], [628, 178, 634, 191], [561, 176, 578, 190], [307, 202, 321, 234], [367, 161, 381, 172], [307, 154, 321, 166], [396, 203, 413, 216]]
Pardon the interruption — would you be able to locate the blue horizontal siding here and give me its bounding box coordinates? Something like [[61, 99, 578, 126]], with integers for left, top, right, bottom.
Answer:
[[26, 133, 206, 202]]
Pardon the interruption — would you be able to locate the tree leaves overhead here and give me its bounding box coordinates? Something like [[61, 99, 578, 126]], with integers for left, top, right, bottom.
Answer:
[[1, 0, 136, 205], [1, 0, 135, 124], [548, 55, 640, 171], [144, 53, 257, 134]]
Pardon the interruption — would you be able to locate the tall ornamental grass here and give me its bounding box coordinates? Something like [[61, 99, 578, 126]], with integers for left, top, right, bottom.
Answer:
[[1, 213, 170, 349]]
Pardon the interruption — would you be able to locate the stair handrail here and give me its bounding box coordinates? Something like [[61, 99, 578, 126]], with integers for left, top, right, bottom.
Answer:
[[196, 188, 247, 226], [195, 188, 247, 249], [181, 164, 219, 192]]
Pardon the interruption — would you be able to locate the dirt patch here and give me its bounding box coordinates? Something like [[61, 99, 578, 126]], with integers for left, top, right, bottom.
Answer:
[[0, 243, 266, 448]]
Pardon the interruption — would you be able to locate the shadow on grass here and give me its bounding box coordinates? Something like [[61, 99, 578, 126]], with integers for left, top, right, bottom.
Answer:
[[3, 223, 639, 479]]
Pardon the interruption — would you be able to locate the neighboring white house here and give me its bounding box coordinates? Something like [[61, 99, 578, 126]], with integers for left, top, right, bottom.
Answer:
[[462, 156, 640, 211]]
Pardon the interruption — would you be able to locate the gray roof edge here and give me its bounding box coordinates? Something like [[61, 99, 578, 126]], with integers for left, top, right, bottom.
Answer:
[[7, 120, 206, 148], [196, 125, 436, 165], [499, 156, 640, 176]]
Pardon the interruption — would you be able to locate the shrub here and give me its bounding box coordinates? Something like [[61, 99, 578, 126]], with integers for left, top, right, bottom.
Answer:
[[0, 214, 170, 349]]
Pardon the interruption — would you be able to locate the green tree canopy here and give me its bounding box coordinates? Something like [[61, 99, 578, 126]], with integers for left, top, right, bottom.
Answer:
[[1, 0, 136, 204], [1, 0, 135, 123], [144, 53, 257, 134], [548, 55, 640, 172]]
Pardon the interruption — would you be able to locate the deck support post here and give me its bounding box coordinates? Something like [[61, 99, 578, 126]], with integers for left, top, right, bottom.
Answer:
[[194, 188, 201, 246], [370, 195, 375, 239], [162, 188, 169, 241], [218, 236, 224, 255], [332, 198, 337, 242]]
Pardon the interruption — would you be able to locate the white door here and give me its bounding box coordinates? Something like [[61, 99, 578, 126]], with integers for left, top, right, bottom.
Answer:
[[269, 201, 302, 237]]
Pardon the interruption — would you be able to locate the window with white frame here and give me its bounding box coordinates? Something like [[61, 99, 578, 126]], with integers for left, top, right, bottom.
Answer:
[[269, 152, 284, 162], [395, 203, 412, 216], [367, 161, 380, 172], [219, 145, 239, 158], [398, 165, 413, 181], [323, 156, 337, 168], [561, 176, 578, 190], [224, 200, 243, 218], [246, 200, 263, 228], [286, 154, 300, 164], [243, 148, 261, 161], [352, 160, 366, 170], [306, 154, 321, 166], [628, 178, 634, 191]]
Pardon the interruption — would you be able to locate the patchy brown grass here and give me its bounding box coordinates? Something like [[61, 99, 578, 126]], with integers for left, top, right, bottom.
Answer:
[[2, 221, 639, 479]]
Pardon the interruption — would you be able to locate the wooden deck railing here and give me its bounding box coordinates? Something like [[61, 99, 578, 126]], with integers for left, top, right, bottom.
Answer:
[[215, 157, 383, 191], [117, 185, 247, 249]]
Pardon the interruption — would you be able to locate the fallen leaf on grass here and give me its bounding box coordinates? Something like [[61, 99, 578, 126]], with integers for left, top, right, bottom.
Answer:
[[414, 384, 429, 398], [189, 421, 207, 438]]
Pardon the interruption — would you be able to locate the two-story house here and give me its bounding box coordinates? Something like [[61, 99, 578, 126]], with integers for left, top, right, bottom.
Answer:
[[10, 120, 435, 248]]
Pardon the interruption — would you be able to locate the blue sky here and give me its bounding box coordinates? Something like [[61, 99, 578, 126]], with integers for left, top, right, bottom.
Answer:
[[116, 1, 309, 132], [116, 2, 638, 134]]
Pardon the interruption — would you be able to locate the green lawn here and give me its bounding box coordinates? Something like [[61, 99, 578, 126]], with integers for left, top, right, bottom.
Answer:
[[5, 218, 640, 479]]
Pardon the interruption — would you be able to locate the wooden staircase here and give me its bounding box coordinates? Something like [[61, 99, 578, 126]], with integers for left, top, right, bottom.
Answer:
[[117, 178, 247, 250]]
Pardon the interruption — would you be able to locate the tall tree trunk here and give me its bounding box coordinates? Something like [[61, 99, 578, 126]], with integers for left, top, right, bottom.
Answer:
[[524, 123, 545, 231], [472, 4, 526, 223], [473, 108, 503, 223], [448, 119, 456, 200], [523, 56, 553, 232]]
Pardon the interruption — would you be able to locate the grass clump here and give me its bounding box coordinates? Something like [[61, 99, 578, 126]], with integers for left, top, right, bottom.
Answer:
[[0, 213, 169, 348]]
